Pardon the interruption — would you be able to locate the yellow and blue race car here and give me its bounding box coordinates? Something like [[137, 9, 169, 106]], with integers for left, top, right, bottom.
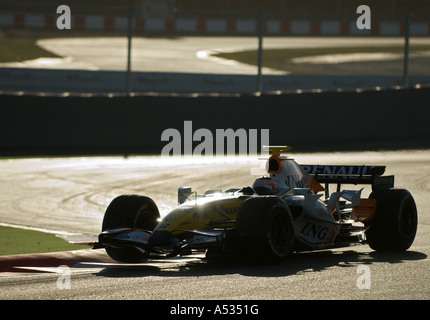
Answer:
[[94, 146, 418, 264]]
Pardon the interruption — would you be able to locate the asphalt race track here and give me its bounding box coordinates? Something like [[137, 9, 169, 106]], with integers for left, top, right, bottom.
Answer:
[[0, 150, 429, 300]]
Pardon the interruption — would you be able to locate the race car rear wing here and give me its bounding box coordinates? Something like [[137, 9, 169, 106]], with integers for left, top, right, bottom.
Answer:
[[300, 165, 394, 197]]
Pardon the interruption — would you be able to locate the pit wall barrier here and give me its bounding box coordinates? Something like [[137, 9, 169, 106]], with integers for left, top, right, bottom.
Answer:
[[1, 86, 429, 156], [1, 13, 430, 36]]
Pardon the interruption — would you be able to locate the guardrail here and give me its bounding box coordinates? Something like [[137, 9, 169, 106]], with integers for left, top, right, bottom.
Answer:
[[2, 68, 430, 94]]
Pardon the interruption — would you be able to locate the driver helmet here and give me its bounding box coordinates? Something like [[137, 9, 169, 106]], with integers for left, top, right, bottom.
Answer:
[[252, 177, 278, 195]]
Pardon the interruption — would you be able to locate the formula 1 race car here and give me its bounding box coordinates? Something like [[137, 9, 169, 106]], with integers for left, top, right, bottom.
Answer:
[[94, 146, 418, 264]]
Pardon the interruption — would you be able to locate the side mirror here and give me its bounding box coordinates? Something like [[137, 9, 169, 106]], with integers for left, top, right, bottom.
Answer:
[[178, 186, 193, 205]]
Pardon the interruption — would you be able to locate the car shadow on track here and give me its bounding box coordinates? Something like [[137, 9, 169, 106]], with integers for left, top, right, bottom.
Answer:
[[94, 249, 427, 278]]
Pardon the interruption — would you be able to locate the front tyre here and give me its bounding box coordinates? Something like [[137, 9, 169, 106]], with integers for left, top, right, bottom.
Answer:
[[102, 195, 160, 262], [237, 196, 294, 264], [366, 189, 418, 251]]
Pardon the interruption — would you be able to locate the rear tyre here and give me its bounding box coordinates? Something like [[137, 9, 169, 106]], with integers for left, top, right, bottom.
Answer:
[[237, 196, 294, 264], [102, 195, 160, 262], [366, 189, 417, 251]]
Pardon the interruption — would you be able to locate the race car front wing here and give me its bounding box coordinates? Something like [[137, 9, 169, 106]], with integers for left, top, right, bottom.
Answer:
[[94, 227, 225, 259]]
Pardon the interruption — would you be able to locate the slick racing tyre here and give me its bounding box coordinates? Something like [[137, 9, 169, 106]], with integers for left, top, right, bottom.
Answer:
[[366, 189, 418, 251], [237, 196, 294, 264], [102, 195, 160, 262]]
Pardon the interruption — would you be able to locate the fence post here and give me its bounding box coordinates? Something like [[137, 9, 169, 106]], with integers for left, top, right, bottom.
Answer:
[[126, 7, 133, 95], [403, 13, 410, 86], [257, 12, 264, 93]]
